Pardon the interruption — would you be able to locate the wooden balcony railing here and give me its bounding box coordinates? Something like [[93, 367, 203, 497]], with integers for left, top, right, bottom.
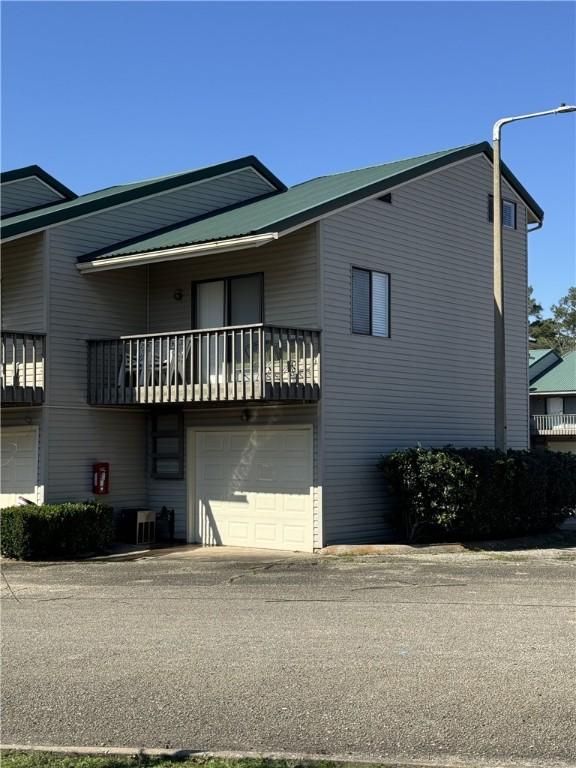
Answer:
[[1, 331, 46, 404], [88, 324, 320, 405], [530, 413, 576, 435]]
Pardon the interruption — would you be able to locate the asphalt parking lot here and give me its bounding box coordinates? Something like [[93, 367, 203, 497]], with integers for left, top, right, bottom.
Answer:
[[2, 549, 575, 767]]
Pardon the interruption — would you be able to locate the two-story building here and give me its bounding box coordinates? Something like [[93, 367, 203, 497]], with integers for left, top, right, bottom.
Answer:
[[529, 349, 576, 452], [0, 142, 543, 550]]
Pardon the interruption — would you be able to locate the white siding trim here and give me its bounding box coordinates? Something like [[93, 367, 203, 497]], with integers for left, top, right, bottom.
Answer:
[[316, 221, 325, 549]]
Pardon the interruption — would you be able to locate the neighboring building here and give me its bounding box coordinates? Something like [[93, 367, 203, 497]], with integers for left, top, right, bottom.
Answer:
[[529, 349, 576, 452], [0, 142, 543, 549]]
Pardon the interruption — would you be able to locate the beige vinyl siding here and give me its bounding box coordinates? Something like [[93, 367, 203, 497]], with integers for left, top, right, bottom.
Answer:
[[44, 407, 147, 508], [0, 408, 45, 504], [320, 154, 530, 544], [1, 178, 64, 217], [502, 196, 529, 449], [1, 233, 46, 332], [147, 404, 320, 544], [147, 226, 319, 331]]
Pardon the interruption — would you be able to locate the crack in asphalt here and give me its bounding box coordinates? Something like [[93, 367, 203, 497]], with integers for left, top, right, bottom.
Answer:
[[1, 571, 22, 604]]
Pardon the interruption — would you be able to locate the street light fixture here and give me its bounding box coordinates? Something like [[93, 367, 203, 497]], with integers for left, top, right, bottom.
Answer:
[[492, 103, 576, 452]]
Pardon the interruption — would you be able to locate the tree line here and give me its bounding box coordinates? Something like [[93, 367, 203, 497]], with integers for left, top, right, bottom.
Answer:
[[528, 286, 576, 354]]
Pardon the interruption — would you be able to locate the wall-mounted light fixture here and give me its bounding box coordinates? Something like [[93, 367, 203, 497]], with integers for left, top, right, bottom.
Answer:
[[173, 289, 183, 301]]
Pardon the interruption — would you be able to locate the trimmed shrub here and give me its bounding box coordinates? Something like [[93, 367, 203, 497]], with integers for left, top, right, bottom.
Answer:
[[0, 502, 114, 560], [378, 446, 576, 542]]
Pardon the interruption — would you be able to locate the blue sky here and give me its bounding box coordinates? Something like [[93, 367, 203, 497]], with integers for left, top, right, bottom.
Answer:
[[2, 1, 574, 314]]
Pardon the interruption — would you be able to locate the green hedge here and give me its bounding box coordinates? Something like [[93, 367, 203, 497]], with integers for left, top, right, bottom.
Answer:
[[378, 447, 576, 542], [0, 502, 114, 560]]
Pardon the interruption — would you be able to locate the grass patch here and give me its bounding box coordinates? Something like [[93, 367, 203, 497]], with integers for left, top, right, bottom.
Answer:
[[1, 753, 391, 768]]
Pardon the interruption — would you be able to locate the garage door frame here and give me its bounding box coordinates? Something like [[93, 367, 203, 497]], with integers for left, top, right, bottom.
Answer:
[[0, 425, 40, 506], [186, 425, 314, 550]]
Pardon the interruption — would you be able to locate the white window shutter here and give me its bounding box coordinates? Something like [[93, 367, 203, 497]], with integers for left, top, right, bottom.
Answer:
[[372, 272, 390, 337]]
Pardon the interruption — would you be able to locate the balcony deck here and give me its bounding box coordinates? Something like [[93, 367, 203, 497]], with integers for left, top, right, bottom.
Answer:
[[530, 414, 576, 436], [88, 324, 321, 406], [1, 331, 46, 405]]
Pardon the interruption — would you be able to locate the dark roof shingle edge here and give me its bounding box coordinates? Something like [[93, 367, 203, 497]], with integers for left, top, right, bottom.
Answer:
[[1, 156, 286, 241], [0, 164, 77, 201]]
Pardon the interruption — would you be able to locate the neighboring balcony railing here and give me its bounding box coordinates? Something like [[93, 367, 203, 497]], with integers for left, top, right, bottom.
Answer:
[[1, 331, 46, 404], [88, 324, 321, 405], [531, 414, 576, 435]]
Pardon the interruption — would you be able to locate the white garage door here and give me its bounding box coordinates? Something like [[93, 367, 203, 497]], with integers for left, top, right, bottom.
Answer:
[[193, 428, 313, 552], [0, 427, 39, 508]]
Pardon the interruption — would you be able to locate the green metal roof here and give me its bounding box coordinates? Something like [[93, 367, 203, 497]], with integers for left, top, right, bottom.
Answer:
[[530, 352, 576, 394], [81, 141, 544, 265], [1, 156, 285, 240], [0, 164, 77, 201], [529, 348, 554, 365]]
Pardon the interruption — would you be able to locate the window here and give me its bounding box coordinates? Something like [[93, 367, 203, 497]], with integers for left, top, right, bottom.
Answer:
[[352, 267, 390, 337], [151, 412, 183, 479], [488, 195, 517, 230], [193, 273, 263, 329]]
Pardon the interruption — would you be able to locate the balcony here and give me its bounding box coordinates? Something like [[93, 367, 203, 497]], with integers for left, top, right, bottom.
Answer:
[[1, 331, 46, 405], [88, 324, 321, 406], [530, 414, 576, 436]]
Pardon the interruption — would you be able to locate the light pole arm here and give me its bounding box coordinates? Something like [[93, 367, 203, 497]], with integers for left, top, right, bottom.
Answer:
[[493, 105, 576, 140]]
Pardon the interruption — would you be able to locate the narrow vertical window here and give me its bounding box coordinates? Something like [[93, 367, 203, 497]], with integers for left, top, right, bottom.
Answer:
[[352, 268, 371, 334], [352, 267, 390, 337]]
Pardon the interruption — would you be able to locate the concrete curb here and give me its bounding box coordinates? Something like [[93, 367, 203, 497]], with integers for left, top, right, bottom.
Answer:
[[0, 744, 564, 768]]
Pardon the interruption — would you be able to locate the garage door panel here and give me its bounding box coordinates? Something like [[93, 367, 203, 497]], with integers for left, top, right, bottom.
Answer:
[[283, 525, 307, 544], [194, 428, 313, 552], [0, 427, 39, 507]]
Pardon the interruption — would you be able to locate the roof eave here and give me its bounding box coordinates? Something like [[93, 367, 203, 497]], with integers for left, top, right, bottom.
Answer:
[[76, 232, 279, 273]]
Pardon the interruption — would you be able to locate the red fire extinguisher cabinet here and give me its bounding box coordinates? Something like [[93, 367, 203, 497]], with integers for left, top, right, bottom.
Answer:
[[93, 463, 110, 495]]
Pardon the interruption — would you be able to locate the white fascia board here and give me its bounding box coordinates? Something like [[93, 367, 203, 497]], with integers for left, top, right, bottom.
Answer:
[[530, 390, 575, 397], [77, 232, 279, 273]]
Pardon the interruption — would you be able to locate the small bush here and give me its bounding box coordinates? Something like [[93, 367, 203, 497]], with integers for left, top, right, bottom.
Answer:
[[378, 446, 576, 542], [0, 502, 114, 560]]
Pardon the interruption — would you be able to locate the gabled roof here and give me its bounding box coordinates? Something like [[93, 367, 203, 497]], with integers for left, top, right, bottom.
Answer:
[[1, 157, 286, 241], [530, 351, 576, 394], [0, 164, 77, 202], [78, 141, 544, 269], [529, 348, 554, 365]]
